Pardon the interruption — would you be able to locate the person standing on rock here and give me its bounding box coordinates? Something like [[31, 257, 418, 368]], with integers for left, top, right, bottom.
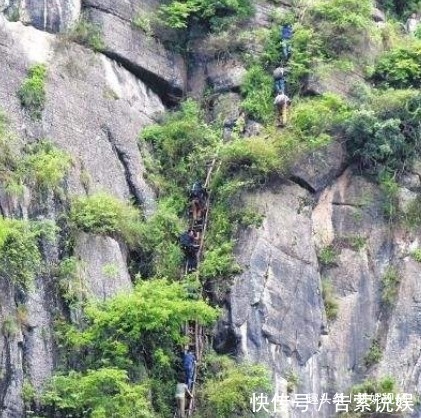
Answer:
[[183, 347, 196, 391]]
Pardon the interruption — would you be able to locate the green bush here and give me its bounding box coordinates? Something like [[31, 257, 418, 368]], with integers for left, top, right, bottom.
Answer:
[[70, 193, 143, 247], [240, 65, 274, 124], [344, 93, 421, 173], [290, 93, 350, 137], [61, 278, 217, 371], [372, 42, 421, 89], [411, 248, 421, 262], [141, 99, 218, 192], [67, 18, 105, 51], [18, 141, 71, 191], [322, 279, 339, 321], [364, 339, 382, 367], [18, 64, 47, 119], [159, 0, 253, 30], [318, 245, 338, 266], [200, 354, 272, 418], [377, 0, 421, 17], [41, 368, 156, 418], [405, 196, 421, 228], [0, 218, 56, 288], [381, 267, 400, 307], [311, 0, 373, 56]]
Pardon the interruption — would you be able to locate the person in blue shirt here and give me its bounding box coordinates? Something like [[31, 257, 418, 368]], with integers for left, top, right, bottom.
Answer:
[[273, 66, 287, 94], [183, 347, 196, 391], [280, 23, 293, 61]]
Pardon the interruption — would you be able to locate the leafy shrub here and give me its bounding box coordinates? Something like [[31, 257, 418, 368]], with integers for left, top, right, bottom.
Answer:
[[41, 368, 156, 418], [200, 354, 272, 418], [405, 196, 421, 228], [62, 278, 217, 371], [318, 245, 338, 266], [18, 64, 47, 119], [240, 65, 274, 124], [66, 18, 104, 51], [219, 136, 281, 180], [381, 267, 400, 307], [411, 248, 421, 262], [372, 42, 421, 89], [0, 218, 56, 288], [18, 141, 71, 191], [322, 279, 339, 321], [377, 0, 421, 17], [344, 93, 421, 173], [311, 0, 373, 56], [364, 339, 382, 367], [290, 93, 350, 137], [159, 0, 253, 30], [141, 99, 218, 192], [70, 193, 143, 247]]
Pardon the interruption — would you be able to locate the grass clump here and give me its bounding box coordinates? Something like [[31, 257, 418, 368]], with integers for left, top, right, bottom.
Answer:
[[18, 64, 47, 120], [364, 339, 383, 367], [17, 141, 72, 192], [322, 279, 339, 321], [404, 197, 421, 228], [318, 245, 338, 267], [381, 267, 400, 307], [70, 193, 143, 247], [66, 18, 104, 51], [411, 248, 421, 262]]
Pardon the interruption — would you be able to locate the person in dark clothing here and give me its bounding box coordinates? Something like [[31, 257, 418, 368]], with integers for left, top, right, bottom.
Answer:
[[280, 24, 293, 61], [183, 348, 196, 391], [180, 230, 199, 273], [189, 182, 208, 226]]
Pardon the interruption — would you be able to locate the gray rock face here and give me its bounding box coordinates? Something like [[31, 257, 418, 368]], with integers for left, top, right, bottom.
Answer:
[[74, 232, 133, 301], [1, 0, 80, 32], [219, 167, 421, 417], [290, 141, 346, 193], [86, 6, 186, 102]]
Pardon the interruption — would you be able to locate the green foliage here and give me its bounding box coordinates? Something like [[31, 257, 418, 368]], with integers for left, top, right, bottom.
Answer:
[[290, 93, 350, 137], [159, 0, 253, 30], [240, 65, 275, 124], [70, 193, 143, 247], [67, 18, 105, 51], [18, 64, 47, 119], [344, 93, 421, 174], [141, 99, 218, 192], [322, 279, 339, 321], [57, 256, 85, 305], [377, 0, 421, 17], [133, 12, 155, 36], [381, 267, 400, 307], [345, 234, 367, 251], [318, 245, 338, 266], [373, 42, 421, 89], [136, 196, 185, 278], [62, 278, 217, 371], [379, 170, 400, 220], [0, 218, 56, 288], [41, 368, 156, 418], [200, 354, 272, 418], [411, 248, 421, 262], [219, 136, 281, 180], [285, 370, 299, 394], [16, 141, 72, 192], [364, 339, 382, 367], [404, 196, 421, 228], [311, 0, 373, 56], [346, 376, 400, 416]]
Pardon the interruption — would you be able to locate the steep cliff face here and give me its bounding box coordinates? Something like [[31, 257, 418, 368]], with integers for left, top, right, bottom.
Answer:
[[0, 0, 420, 417]]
